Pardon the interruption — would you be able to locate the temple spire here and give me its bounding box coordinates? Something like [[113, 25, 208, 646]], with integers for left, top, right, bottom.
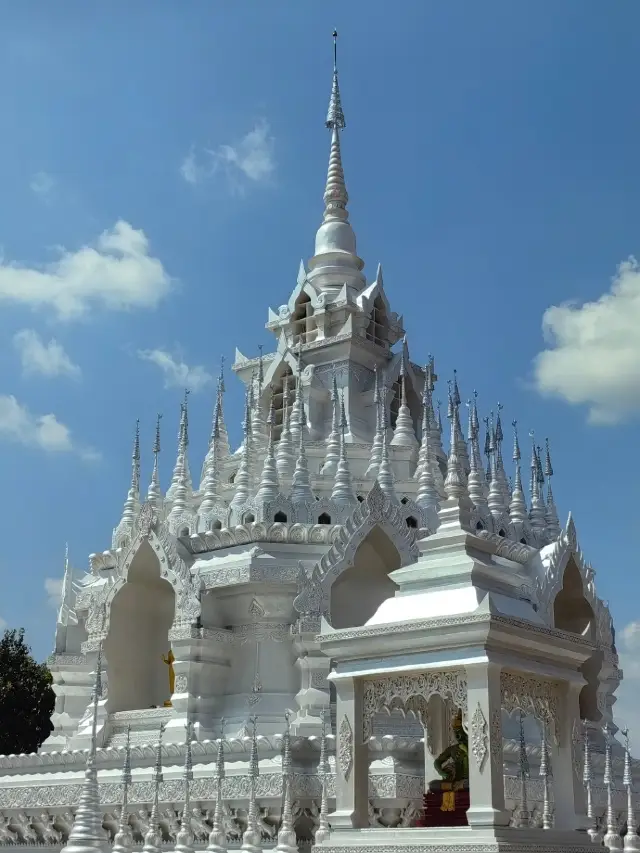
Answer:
[[365, 365, 384, 479], [168, 393, 192, 517], [147, 414, 163, 512], [377, 425, 397, 502], [443, 385, 466, 500], [256, 391, 280, 504], [321, 372, 341, 476], [230, 390, 252, 510], [291, 399, 314, 504], [466, 393, 488, 510], [487, 411, 507, 518], [61, 648, 108, 853], [199, 404, 221, 515], [528, 433, 547, 533], [201, 359, 230, 489], [544, 437, 561, 539], [307, 31, 364, 293], [115, 420, 141, 537], [509, 421, 528, 524], [276, 374, 295, 485], [416, 402, 439, 514], [331, 392, 357, 507], [391, 339, 419, 452]]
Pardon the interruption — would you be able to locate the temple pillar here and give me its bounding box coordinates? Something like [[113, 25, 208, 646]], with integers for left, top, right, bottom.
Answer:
[[329, 675, 369, 830], [422, 693, 449, 786], [552, 680, 587, 830], [465, 661, 511, 828]]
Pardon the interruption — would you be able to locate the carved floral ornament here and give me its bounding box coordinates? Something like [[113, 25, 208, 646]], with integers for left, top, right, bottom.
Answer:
[[471, 702, 488, 772], [500, 672, 561, 744], [362, 670, 467, 742]]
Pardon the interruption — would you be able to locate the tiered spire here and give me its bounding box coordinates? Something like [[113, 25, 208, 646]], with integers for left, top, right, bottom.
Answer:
[[451, 371, 469, 478], [275, 712, 297, 853], [391, 341, 418, 452], [415, 402, 439, 513], [142, 725, 165, 853], [443, 385, 466, 500], [255, 392, 280, 504], [331, 392, 357, 507], [289, 348, 308, 448], [466, 393, 488, 510], [168, 393, 192, 520], [199, 402, 222, 515], [201, 360, 230, 490], [494, 405, 510, 505], [147, 414, 163, 512], [508, 421, 528, 524], [603, 724, 623, 851], [276, 375, 296, 485], [230, 390, 252, 510], [250, 356, 268, 466], [377, 427, 397, 502], [315, 709, 331, 845], [365, 366, 384, 479], [487, 412, 507, 518], [112, 727, 133, 853], [175, 723, 195, 853], [207, 723, 227, 853], [623, 729, 639, 851], [544, 438, 561, 539], [321, 373, 341, 476], [240, 717, 261, 853], [528, 433, 547, 534], [115, 421, 141, 536], [61, 649, 108, 853], [291, 401, 313, 504]]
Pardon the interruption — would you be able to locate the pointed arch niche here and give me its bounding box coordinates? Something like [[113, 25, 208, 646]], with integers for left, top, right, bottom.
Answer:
[[330, 525, 401, 630], [105, 539, 176, 713], [553, 556, 602, 721]]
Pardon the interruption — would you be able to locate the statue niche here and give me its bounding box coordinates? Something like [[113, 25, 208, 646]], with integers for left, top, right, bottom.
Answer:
[[330, 525, 401, 630], [553, 557, 602, 721], [419, 708, 470, 828], [105, 540, 176, 713]]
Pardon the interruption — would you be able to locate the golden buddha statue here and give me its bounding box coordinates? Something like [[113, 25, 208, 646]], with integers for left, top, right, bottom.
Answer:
[[162, 649, 175, 707], [429, 709, 469, 812]]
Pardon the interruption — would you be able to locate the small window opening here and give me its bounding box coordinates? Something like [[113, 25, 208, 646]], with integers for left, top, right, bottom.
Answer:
[[274, 511, 288, 523], [244, 513, 255, 524], [318, 513, 331, 525], [406, 516, 418, 529]]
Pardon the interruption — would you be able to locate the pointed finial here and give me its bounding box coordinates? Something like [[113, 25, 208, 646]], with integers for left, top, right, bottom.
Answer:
[[544, 437, 554, 478], [326, 31, 346, 130]]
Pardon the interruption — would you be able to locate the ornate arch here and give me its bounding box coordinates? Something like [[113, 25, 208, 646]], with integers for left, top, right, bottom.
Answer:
[[82, 503, 201, 651], [317, 481, 420, 592]]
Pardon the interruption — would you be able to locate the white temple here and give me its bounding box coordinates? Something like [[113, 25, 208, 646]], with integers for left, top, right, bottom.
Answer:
[[0, 31, 637, 853]]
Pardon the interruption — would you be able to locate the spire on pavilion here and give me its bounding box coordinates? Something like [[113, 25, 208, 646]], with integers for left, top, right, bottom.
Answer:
[[61, 649, 108, 853], [256, 391, 280, 504], [112, 726, 133, 853], [414, 365, 431, 481], [276, 374, 295, 485], [528, 433, 547, 533], [443, 385, 466, 500], [115, 420, 141, 538], [487, 412, 507, 518], [544, 438, 561, 539], [250, 349, 269, 463], [167, 392, 192, 502], [377, 426, 397, 502], [289, 346, 308, 447], [168, 394, 192, 519], [147, 414, 163, 513], [230, 390, 252, 510], [142, 726, 165, 853], [291, 399, 314, 504], [201, 359, 230, 490], [307, 31, 364, 292], [199, 402, 222, 516], [494, 405, 510, 505], [466, 393, 488, 511], [365, 365, 384, 479], [415, 403, 439, 513], [391, 339, 419, 452], [321, 373, 341, 476], [452, 370, 469, 478], [331, 392, 357, 507], [509, 421, 528, 525]]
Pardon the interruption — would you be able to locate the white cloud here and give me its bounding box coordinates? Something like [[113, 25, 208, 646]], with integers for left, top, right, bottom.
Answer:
[[612, 621, 640, 734], [44, 577, 63, 609], [181, 120, 275, 190], [0, 220, 173, 321], [0, 616, 6, 631], [138, 348, 212, 392], [30, 170, 56, 201], [13, 329, 81, 379], [533, 257, 640, 424], [0, 394, 97, 459]]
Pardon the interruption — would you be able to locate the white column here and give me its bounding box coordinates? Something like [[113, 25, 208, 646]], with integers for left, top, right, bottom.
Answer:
[[423, 694, 449, 787], [552, 681, 587, 830], [466, 662, 511, 828], [329, 676, 369, 830]]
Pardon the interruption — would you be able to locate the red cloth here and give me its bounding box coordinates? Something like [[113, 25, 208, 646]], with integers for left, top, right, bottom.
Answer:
[[415, 790, 470, 828]]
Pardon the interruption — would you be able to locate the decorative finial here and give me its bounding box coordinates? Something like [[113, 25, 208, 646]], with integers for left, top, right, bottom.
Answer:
[[326, 31, 345, 130]]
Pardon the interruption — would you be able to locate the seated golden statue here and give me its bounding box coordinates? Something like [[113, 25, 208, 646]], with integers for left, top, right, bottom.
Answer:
[[426, 709, 469, 817]]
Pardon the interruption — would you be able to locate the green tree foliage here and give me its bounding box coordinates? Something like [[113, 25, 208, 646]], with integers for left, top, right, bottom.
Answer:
[[0, 629, 54, 755]]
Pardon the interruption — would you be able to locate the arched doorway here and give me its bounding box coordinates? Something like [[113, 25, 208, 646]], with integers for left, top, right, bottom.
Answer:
[[105, 540, 176, 712], [553, 557, 601, 720], [330, 525, 401, 630]]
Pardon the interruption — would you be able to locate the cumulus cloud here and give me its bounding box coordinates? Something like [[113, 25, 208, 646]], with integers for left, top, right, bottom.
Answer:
[[138, 348, 212, 392], [30, 170, 56, 202], [0, 394, 97, 459], [180, 120, 275, 190], [0, 220, 172, 321], [611, 621, 640, 733], [44, 577, 63, 609], [0, 616, 6, 631], [13, 329, 81, 379], [533, 257, 640, 424]]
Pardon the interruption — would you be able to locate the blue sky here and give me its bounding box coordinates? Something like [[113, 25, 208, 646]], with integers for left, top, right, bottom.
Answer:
[[1, 2, 639, 724]]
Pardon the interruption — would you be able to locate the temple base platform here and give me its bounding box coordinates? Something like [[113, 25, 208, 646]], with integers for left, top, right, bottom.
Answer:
[[312, 826, 596, 853]]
